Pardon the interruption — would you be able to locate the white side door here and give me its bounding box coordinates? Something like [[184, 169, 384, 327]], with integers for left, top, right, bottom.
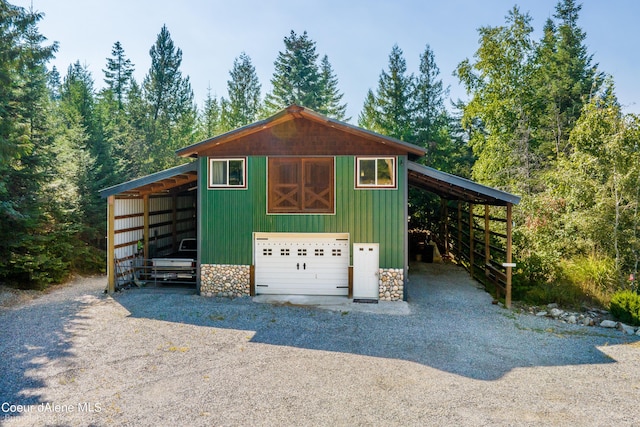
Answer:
[[353, 243, 380, 300]]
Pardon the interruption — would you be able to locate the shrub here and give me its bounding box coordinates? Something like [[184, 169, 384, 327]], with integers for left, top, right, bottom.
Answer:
[[610, 290, 640, 326]]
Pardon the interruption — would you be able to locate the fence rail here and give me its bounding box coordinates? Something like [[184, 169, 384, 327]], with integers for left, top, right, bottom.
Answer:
[[442, 200, 514, 307], [114, 256, 197, 289]]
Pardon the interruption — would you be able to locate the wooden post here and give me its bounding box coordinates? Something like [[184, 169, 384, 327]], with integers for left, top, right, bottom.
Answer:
[[485, 204, 498, 299], [469, 203, 474, 276], [250, 265, 256, 296], [442, 199, 449, 258], [107, 195, 115, 293], [143, 194, 149, 259], [457, 201, 462, 261], [505, 203, 513, 308], [484, 205, 490, 265]]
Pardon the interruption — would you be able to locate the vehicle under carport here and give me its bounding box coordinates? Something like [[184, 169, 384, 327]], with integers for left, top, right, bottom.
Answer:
[[99, 162, 198, 292]]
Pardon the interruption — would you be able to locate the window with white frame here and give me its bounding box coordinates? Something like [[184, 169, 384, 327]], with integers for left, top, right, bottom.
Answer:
[[356, 157, 396, 188], [208, 158, 246, 188]]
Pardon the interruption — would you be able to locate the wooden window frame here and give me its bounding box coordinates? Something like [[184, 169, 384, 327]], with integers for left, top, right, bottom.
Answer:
[[267, 157, 335, 214], [208, 157, 247, 189], [355, 156, 397, 189]]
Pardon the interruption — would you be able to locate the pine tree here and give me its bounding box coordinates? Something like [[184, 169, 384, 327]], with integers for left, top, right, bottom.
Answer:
[[59, 62, 113, 245], [47, 65, 61, 101], [414, 44, 471, 175], [0, 1, 74, 285], [358, 45, 414, 141], [142, 25, 196, 173], [357, 89, 382, 133], [120, 78, 148, 179], [264, 30, 321, 114], [414, 45, 446, 145], [198, 88, 222, 138], [103, 41, 134, 112], [318, 55, 348, 120], [98, 42, 136, 181], [223, 52, 261, 129], [534, 0, 603, 158]]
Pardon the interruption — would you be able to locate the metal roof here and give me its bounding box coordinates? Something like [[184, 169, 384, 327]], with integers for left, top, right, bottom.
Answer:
[[408, 161, 520, 206], [99, 162, 198, 198]]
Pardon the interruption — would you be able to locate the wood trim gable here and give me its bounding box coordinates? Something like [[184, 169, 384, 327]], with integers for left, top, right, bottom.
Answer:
[[176, 105, 425, 159]]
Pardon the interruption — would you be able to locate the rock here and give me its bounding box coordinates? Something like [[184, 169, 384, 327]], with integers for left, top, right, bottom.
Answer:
[[618, 323, 636, 335], [549, 308, 564, 318], [536, 311, 548, 317], [547, 303, 558, 309], [636, 329, 640, 336], [583, 317, 594, 326], [600, 320, 617, 328], [566, 315, 577, 324]]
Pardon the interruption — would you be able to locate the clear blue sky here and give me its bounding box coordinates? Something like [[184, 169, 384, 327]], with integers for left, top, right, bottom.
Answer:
[[13, 0, 640, 122]]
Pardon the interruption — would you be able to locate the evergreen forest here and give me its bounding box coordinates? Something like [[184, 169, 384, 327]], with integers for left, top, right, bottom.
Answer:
[[1, 0, 638, 309]]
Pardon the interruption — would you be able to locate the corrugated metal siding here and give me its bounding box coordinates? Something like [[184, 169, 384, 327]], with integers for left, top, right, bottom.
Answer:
[[176, 194, 196, 242], [199, 156, 406, 268], [113, 198, 144, 261]]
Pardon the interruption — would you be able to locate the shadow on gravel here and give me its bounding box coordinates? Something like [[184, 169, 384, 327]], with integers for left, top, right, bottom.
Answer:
[[113, 263, 638, 381], [0, 294, 97, 419]]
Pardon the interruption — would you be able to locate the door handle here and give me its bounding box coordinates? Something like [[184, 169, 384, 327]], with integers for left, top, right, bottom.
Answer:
[[303, 263, 306, 270], [297, 263, 300, 270]]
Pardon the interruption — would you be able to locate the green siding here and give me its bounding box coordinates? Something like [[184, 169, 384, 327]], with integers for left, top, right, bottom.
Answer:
[[199, 156, 406, 268]]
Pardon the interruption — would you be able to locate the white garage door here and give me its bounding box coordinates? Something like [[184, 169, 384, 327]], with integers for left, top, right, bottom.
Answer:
[[254, 232, 350, 295]]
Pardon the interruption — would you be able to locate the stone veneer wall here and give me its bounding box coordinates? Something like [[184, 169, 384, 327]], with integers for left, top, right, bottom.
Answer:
[[200, 264, 404, 301], [200, 264, 250, 298], [379, 268, 404, 301]]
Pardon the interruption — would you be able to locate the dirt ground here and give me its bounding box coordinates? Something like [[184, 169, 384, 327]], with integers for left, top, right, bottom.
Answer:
[[1, 266, 639, 426]]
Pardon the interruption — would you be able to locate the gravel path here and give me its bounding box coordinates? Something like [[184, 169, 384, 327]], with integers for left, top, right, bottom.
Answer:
[[1, 264, 639, 426]]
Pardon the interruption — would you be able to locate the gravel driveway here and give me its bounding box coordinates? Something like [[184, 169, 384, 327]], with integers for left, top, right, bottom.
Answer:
[[1, 263, 639, 426]]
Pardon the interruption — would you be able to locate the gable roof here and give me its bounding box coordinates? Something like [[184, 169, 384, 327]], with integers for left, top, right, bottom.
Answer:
[[99, 161, 197, 198], [176, 104, 426, 159], [408, 161, 520, 206]]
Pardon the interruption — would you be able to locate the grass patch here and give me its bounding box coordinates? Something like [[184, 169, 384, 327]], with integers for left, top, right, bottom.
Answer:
[[519, 255, 618, 310]]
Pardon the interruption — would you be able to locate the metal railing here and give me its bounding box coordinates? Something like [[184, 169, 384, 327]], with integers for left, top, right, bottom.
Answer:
[[114, 256, 196, 289]]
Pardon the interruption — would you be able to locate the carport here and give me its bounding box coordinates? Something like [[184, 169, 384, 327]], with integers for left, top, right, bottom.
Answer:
[[407, 162, 521, 307], [99, 162, 198, 292]]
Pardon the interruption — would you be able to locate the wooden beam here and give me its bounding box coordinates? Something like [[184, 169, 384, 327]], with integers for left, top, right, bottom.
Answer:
[[505, 203, 513, 308], [107, 195, 115, 293]]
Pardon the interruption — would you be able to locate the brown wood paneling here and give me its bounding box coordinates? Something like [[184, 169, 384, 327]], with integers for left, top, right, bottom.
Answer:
[[268, 157, 334, 214], [200, 119, 407, 157]]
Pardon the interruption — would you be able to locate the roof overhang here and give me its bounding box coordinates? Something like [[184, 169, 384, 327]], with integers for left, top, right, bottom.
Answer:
[[176, 104, 425, 159], [408, 161, 520, 206], [99, 162, 198, 198]]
